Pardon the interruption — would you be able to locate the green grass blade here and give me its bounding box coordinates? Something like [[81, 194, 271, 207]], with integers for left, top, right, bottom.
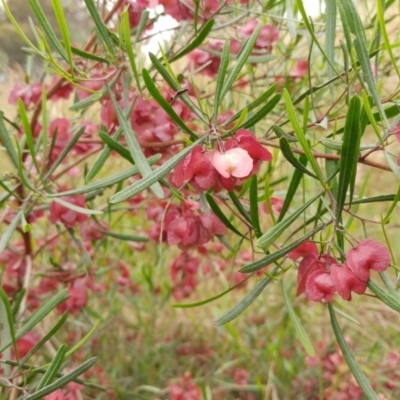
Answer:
[[169, 19, 214, 63], [83, 0, 115, 57], [281, 280, 315, 356], [110, 137, 204, 203], [216, 267, 279, 326], [24, 357, 98, 400], [240, 225, 324, 273], [257, 193, 322, 250], [219, 24, 261, 103], [283, 90, 326, 187], [328, 303, 378, 399], [336, 95, 362, 221], [36, 344, 67, 390], [107, 87, 164, 198]]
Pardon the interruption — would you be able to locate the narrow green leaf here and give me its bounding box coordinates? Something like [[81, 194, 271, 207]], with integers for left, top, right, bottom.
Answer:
[[27, 0, 70, 63], [24, 357, 98, 400], [325, 0, 337, 93], [223, 85, 278, 127], [107, 87, 164, 198], [279, 138, 317, 178], [51, 155, 160, 197], [121, 9, 141, 95], [368, 279, 400, 313], [18, 99, 39, 172], [216, 267, 279, 325], [0, 111, 18, 167], [0, 289, 68, 353], [281, 281, 315, 356], [383, 184, 400, 223], [110, 137, 204, 203], [134, 10, 150, 42], [219, 24, 261, 102], [0, 287, 17, 376], [173, 275, 251, 308], [52, 198, 102, 215], [44, 126, 86, 179], [213, 40, 231, 119], [149, 53, 208, 124], [230, 108, 248, 132], [273, 125, 297, 142], [240, 225, 324, 273], [37, 344, 67, 390], [205, 193, 245, 238], [228, 191, 252, 224], [278, 154, 308, 222], [84, 127, 124, 180], [384, 150, 400, 180], [283, 90, 326, 187], [0, 209, 23, 254], [257, 193, 322, 250], [169, 19, 214, 63], [50, 0, 73, 70], [336, 95, 362, 220], [142, 69, 196, 138], [83, 0, 115, 57], [98, 131, 134, 164], [65, 320, 100, 357], [249, 176, 262, 238], [97, 230, 149, 242], [328, 303, 378, 399], [237, 94, 281, 131], [379, 272, 399, 299], [20, 313, 68, 364], [70, 46, 110, 64]]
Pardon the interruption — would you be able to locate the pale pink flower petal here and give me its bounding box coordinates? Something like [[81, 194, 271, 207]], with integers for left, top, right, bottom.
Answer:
[[210, 148, 253, 178]]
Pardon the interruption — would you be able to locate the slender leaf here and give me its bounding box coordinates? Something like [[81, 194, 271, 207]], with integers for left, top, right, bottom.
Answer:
[[142, 69, 196, 138], [219, 24, 261, 102], [278, 154, 308, 222], [216, 267, 279, 325], [325, 0, 337, 93], [206, 193, 245, 238], [328, 304, 377, 399], [240, 225, 324, 273], [0, 209, 23, 254], [228, 191, 252, 224], [0, 111, 18, 167], [51, 155, 160, 197], [336, 95, 362, 221], [24, 357, 98, 400], [283, 90, 326, 187], [37, 344, 67, 390], [368, 279, 400, 313], [97, 230, 148, 242], [237, 94, 281, 131], [50, 0, 73, 70], [107, 87, 164, 198], [249, 176, 262, 238], [52, 197, 102, 215], [70, 46, 110, 64], [213, 40, 231, 119], [257, 193, 322, 250], [98, 131, 134, 163], [83, 0, 115, 56], [281, 281, 315, 356], [110, 137, 204, 203], [279, 138, 317, 178], [169, 19, 215, 63]]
